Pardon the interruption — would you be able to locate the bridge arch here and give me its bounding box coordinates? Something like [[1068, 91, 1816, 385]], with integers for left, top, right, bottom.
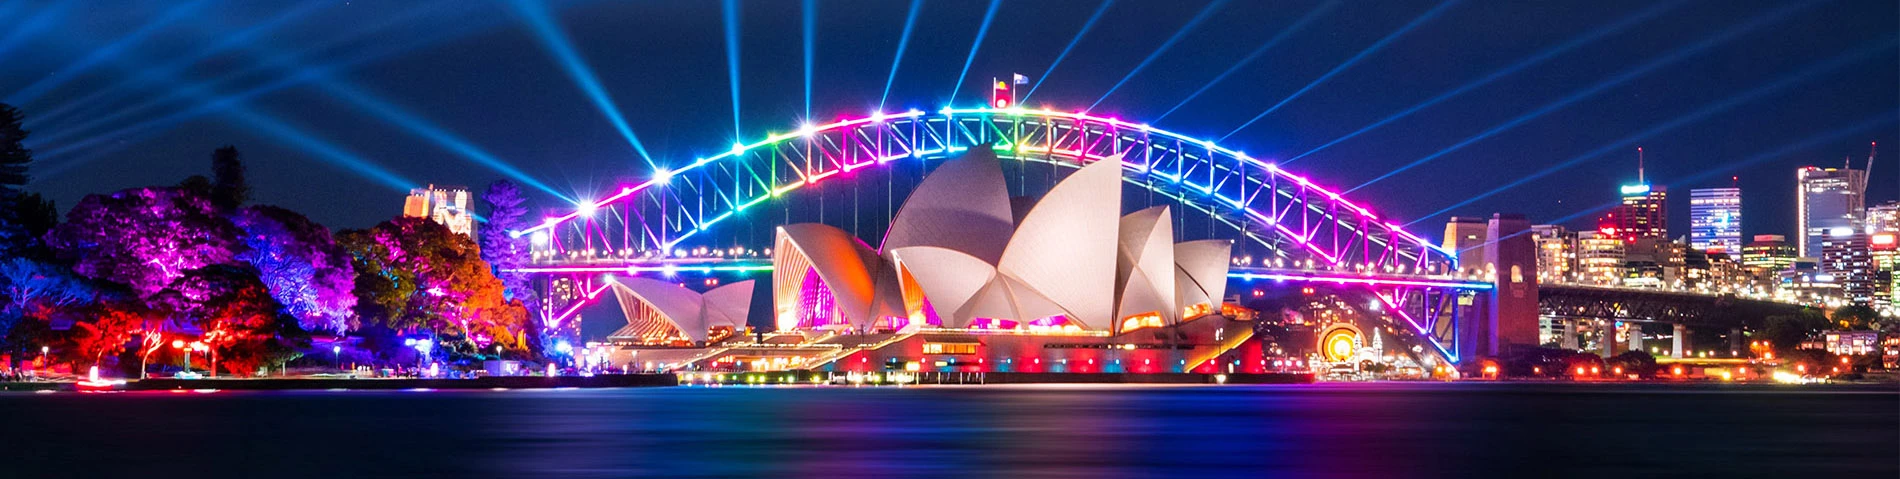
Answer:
[[516, 107, 1486, 364], [517, 107, 1456, 274]]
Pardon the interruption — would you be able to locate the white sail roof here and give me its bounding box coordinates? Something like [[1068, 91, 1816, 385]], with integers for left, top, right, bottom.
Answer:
[[880, 148, 1016, 264], [887, 246, 998, 328], [1116, 206, 1178, 328], [1174, 239, 1234, 315], [996, 154, 1127, 329], [702, 280, 755, 329]]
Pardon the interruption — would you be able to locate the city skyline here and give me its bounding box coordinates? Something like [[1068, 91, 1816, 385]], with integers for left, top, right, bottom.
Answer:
[[0, 1, 1891, 237]]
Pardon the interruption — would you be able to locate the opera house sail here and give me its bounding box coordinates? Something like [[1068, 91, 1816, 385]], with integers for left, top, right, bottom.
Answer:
[[772, 147, 1233, 335]]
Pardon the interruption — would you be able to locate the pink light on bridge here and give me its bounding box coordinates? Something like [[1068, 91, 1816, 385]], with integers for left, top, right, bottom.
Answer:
[[520, 105, 1455, 275]]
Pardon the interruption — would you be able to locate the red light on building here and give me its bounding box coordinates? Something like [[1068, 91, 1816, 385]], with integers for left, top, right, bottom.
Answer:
[[1871, 233, 1897, 250]]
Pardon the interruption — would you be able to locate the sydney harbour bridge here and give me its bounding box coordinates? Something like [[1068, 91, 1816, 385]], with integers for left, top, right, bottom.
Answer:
[[502, 105, 1799, 367]]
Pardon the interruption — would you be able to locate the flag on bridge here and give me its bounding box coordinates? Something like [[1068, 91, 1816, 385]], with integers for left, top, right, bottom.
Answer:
[[1013, 73, 1029, 85]]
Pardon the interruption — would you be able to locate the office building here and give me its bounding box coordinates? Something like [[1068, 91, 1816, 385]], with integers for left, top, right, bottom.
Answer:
[[1599, 184, 1667, 242], [1530, 224, 1575, 283], [1797, 166, 1867, 258], [1871, 232, 1898, 313], [1821, 231, 1875, 305], [1741, 235, 1797, 272], [1688, 187, 1742, 252], [1576, 230, 1626, 286]]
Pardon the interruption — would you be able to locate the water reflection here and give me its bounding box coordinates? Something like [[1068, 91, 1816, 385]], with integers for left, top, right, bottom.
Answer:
[[1, 383, 1893, 478]]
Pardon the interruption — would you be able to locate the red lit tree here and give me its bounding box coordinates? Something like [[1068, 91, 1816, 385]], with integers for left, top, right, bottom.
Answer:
[[66, 305, 144, 370], [147, 264, 307, 375]]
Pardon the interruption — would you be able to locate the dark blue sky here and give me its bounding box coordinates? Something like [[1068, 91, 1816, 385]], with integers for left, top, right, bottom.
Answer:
[[3, 0, 1896, 241]]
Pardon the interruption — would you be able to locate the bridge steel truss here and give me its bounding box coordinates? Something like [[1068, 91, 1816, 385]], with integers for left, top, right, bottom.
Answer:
[[1538, 285, 1808, 326], [514, 107, 1482, 363]]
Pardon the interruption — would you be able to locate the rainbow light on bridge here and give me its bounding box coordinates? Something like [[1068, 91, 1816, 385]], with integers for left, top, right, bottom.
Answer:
[[511, 105, 1455, 268]]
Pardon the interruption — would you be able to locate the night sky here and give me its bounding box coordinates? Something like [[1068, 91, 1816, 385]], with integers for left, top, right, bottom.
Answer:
[[4, 0, 1897, 241]]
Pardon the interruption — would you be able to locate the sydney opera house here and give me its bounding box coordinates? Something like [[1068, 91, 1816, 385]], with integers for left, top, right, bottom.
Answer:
[[603, 149, 1276, 375]]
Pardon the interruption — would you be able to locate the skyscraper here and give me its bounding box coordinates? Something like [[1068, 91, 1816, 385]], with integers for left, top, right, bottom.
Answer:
[[1797, 166, 1867, 258], [1599, 184, 1667, 242], [1821, 231, 1875, 305], [1530, 224, 1575, 282], [403, 184, 475, 236], [1688, 187, 1742, 253]]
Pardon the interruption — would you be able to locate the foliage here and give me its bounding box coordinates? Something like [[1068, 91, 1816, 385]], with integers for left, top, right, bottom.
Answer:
[[0, 257, 96, 336], [232, 205, 356, 334], [1828, 305, 1879, 331], [0, 103, 56, 259], [1756, 310, 1830, 352], [210, 145, 250, 211], [339, 217, 527, 359], [1606, 350, 1660, 377], [1499, 347, 1573, 377], [1780, 348, 1841, 374], [67, 305, 145, 369], [479, 180, 536, 311], [46, 187, 243, 297], [0, 103, 29, 191], [1497, 347, 1608, 377], [147, 264, 308, 375]]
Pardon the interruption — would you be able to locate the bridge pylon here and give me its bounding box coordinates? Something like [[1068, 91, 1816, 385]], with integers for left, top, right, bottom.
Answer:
[[1456, 214, 1540, 366]]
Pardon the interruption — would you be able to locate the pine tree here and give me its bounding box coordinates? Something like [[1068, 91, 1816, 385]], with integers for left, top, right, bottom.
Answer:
[[479, 180, 536, 312], [210, 145, 249, 211], [0, 103, 28, 192], [0, 103, 52, 258]]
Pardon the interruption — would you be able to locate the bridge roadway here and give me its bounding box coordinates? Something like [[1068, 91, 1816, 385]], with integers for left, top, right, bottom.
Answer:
[[511, 258, 1495, 289], [1538, 283, 1813, 358]]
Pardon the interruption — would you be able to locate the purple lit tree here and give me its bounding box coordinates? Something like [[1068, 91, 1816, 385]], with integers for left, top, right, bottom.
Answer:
[[45, 187, 242, 297], [232, 205, 357, 334]]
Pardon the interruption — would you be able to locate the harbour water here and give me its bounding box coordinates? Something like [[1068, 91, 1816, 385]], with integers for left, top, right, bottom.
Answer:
[[2, 382, 1893, 478]]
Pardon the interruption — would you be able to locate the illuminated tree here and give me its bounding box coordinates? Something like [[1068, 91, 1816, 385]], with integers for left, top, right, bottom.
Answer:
[[0, 258, 97, 356], [66, 305, 144, 369], [232, 205, 357, 334], [339, 217, 527, 358], [147, 264, 307, 375], [46, 187, 243, 297]]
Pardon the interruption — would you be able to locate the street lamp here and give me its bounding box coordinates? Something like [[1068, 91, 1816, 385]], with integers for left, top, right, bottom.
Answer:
[[173, 340, 207, 374], [40, 346, 49, 369], [332, 345, 342, 370]]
